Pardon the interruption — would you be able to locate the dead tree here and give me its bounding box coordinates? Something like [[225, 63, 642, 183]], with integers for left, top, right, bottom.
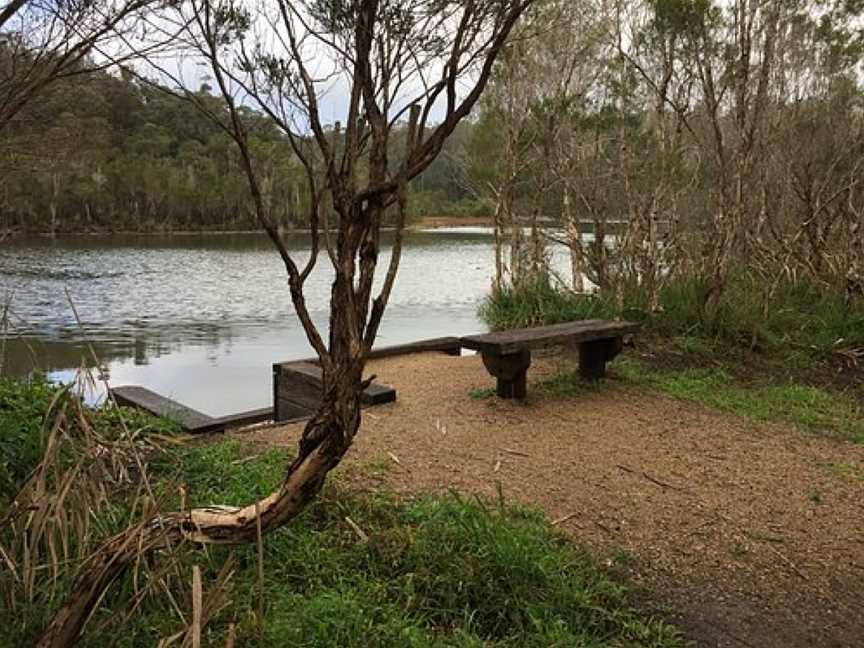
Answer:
[[35, 1, 532, 645]]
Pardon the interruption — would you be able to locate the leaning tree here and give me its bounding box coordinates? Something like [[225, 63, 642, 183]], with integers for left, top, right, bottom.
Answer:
[[36, 0, 533, 645]]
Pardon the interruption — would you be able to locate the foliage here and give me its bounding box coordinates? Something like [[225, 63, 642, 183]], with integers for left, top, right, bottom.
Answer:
[[616, 360, 864, 443], [464, 0, 864, 310], [0, 64, 476, 234], [0, 376, 179, 503], [479, 273, 617, 330], [0, 376, 56, 501], [0, 376, 183, 645], [481, 273, 864, 359]]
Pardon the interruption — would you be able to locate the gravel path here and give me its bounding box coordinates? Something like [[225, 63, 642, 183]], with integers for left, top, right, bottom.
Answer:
[[236, 351, 864, 647]]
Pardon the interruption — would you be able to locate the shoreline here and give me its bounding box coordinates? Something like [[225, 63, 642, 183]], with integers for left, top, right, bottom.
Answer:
[[0, 216, 493, 241]]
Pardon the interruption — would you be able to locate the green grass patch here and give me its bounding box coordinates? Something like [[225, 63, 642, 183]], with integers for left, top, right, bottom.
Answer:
[[821, 461, 864, 481], [468, 386, 497, 400], [616, 359, 864, 443], [0, 376, 180, 504], [44, 438, 682, 647]]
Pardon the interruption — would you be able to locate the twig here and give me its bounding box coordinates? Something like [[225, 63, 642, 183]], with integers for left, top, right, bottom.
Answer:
[[594, 521, 612, 534], [254, 498, 265, 646], [768, 545, 808, 580], [345, 516, 369, 543], [617, 465, 686, 492], [641, 472, 686, 492], [230, 455, 261, 465], [224, 623, 236, 648], [500, 448, 530, 458], [552, 512, 578, 526], [493, 459, 502, 473], [387, 451, 402, 466], [191, 566, 202, 648]]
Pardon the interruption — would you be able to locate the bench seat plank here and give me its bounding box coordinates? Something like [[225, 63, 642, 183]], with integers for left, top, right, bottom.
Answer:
[[460, 320, 640, 356]]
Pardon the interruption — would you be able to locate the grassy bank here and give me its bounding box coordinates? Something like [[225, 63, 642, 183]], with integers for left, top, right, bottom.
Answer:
[[480, 274, 864, 357], [0, 377, 180, 504], [0, 382, 682, 647], [481, 275, 864, 441]]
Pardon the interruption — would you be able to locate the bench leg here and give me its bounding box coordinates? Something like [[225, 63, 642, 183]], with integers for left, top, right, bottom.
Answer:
[[481, 350, 531, 399], [578, 338, 623, 381]]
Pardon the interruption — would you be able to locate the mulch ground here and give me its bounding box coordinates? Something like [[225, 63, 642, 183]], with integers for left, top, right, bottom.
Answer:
[[233, 351, 864, 648]]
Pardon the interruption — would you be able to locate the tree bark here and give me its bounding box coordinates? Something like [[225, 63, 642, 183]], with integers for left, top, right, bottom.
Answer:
[[564, 187, 584, 292]]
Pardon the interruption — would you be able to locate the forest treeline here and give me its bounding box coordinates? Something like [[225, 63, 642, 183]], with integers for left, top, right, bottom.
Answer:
[[0, 63, 475, 234]]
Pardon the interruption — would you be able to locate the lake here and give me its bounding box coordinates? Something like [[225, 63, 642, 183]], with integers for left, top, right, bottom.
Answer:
[[1, 228, 570, 416]]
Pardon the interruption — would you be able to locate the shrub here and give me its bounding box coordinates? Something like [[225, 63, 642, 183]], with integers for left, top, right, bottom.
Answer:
[[480, 273, 864, 359]]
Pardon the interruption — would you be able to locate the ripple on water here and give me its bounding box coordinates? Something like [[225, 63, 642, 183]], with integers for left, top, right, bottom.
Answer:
[[1, 231, 578, 414]]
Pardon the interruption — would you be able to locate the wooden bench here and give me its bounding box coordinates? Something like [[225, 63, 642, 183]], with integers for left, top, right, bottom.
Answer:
[[460, 319, 641, 399]]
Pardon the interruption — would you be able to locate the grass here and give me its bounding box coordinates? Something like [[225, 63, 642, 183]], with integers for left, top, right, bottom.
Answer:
[[537, 369, 603, 398], [468, 386, 496, 400], [512, 353, 863, 443], [480, 273, 864, 361], [1, 430, 684, 647], [615, 359, 864, 443], [0, 375, 180, 504], [821, 461, 864, 481], [480, 273, 864, 442]]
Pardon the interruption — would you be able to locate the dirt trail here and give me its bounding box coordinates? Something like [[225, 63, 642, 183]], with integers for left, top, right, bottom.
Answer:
[[236, 352, 864, 647]]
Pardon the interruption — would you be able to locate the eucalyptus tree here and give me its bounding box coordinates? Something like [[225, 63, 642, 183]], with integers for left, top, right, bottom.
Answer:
[[0, 0, 166, 134], [36, 1, 533, 645], [619, 0, 864, 305], [467, 0, 611, 289]]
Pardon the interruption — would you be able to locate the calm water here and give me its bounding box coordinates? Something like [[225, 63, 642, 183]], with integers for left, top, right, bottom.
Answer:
[[1, 228, 549, 416]]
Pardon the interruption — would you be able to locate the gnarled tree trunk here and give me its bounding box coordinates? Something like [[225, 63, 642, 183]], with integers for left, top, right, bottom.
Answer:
[[37, 367, 363, 648]]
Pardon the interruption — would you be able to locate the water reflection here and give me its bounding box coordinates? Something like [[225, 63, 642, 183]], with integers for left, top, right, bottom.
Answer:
[[2, 230, 533, 416]]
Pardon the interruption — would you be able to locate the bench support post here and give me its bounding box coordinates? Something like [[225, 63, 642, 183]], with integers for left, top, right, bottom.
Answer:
[[578, 337, 623, 380], [481, 350, 531, 399]]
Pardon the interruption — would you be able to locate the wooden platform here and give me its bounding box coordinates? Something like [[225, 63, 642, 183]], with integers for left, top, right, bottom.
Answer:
[[273, 361, 396, 422], [367, 336, 461, 359], [111, 386, 274, 434], [113, 336, 460, 432], [288, 336, 462, 366]]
